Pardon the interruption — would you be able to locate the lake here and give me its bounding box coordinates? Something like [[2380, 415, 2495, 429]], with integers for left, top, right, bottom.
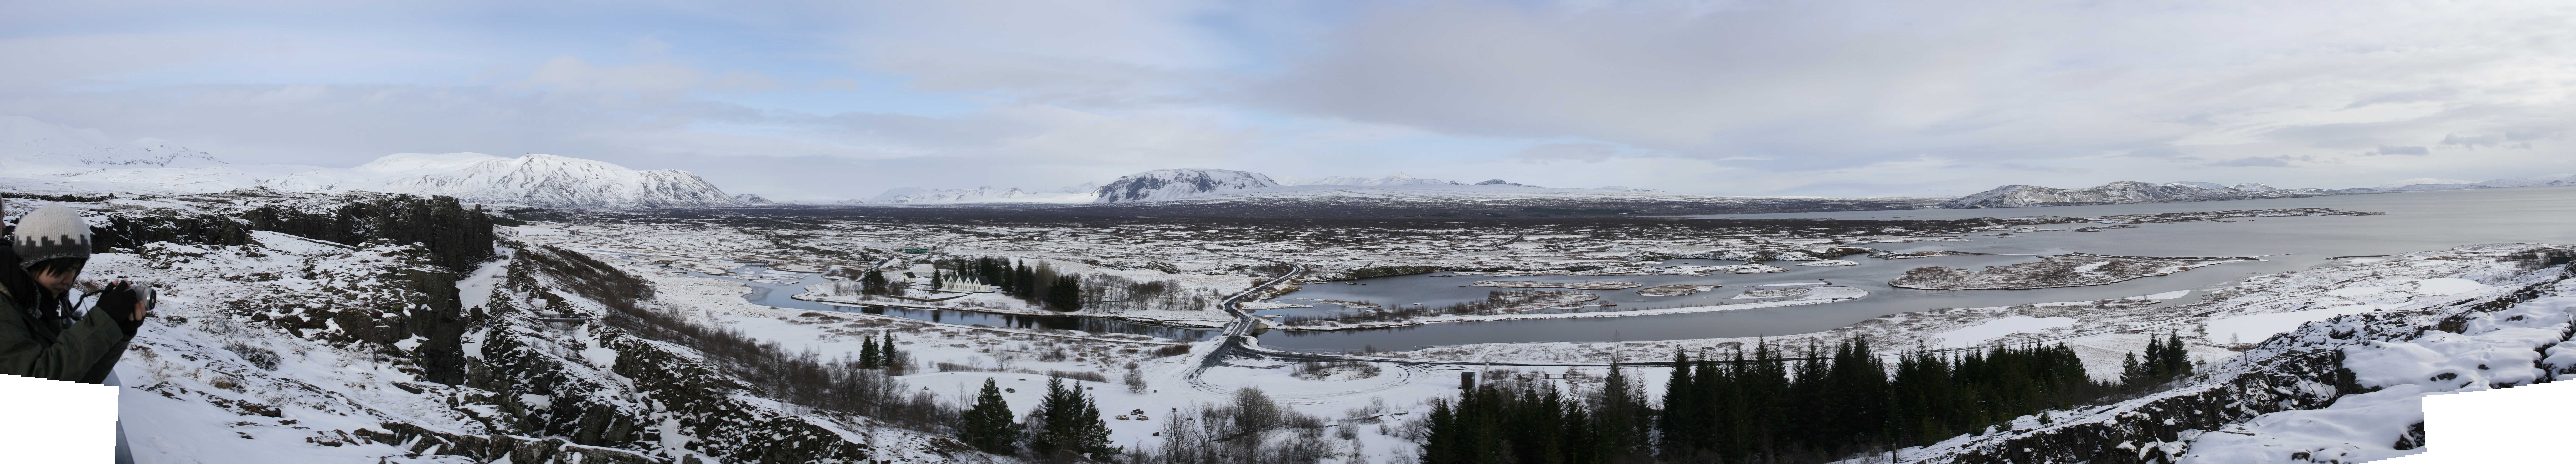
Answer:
[[1252, 186, 2576, 351]]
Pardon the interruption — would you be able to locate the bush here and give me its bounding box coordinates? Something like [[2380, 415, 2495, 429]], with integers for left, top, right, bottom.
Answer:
[[222, 342, 281, 371]]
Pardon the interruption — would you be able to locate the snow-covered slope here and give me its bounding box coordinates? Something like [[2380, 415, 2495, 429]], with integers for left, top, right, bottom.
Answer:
[[1940, 181, 2350, 208], [0, 117, 746, 209], [0, 115, 226, 171], [1092, 168, 1282, 203], [326, 153, 745, 209]]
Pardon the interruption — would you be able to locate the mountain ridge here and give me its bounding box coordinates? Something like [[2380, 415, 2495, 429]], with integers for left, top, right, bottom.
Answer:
[[0, 116, 746, 209]]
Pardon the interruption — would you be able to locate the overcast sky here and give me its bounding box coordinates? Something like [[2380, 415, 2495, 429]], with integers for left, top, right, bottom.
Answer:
[[7, 1, 2574, 200]]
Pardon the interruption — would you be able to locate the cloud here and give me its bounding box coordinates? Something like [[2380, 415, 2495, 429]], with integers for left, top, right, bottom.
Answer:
[[0, 34, 229, 89], [2366, 145, 2430, 156], [11, 0, 2576, 199], [2209, 157, 2294, 168], [1513, 142, 1632, 163]]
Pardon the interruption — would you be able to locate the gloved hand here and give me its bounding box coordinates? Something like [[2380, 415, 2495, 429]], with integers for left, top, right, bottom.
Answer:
[[91, 280, 150, 335]]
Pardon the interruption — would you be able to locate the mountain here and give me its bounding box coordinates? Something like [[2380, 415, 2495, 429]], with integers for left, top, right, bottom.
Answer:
[[2377, 177, 2474, 188], [285, 153, 748, 209], [0, 115, 226, 171], [1939, 181, 2356, 208], [732, 193, 773, 204], [0, 116, 746, 209], [2352, 174, 2574, 192], [1092, 168, 1281, 203], [2470, 173, 2575, 188]]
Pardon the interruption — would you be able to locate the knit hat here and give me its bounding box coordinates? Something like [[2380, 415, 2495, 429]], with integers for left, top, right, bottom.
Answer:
[[11, 205, 92, 268]]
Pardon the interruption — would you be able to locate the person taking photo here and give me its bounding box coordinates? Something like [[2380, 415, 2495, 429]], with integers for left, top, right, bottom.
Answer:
[[1, 205, 150, 384]]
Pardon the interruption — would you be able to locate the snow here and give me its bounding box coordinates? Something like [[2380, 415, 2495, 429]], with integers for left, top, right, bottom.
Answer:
[[2177, 384, 2434, 463], [2, 120, 748, 209], [2325, 286, 2384, 297], [1796, 259, 1858, 266], [1932, 316, 2080, 348], [1092, 168, 1280, 202], [2412, 277, 2486, 295], [2180, 294, 2576, 462], [2207, 304, 2383, 345]]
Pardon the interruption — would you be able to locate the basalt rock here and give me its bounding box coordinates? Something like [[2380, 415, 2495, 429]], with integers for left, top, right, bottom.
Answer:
[[1928, 271, 2568, 464], [87, 190, 497, 273]]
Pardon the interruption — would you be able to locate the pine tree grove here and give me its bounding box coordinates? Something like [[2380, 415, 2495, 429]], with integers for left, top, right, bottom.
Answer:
[[1425, 338, 2185, 464]]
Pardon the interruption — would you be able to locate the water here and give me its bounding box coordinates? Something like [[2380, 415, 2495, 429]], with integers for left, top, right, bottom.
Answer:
[[1252, 187, 2576, 351], [668, 262, 1218, 341]]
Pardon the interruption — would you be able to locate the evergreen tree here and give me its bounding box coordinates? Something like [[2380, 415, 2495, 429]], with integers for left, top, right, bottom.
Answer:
[[880, 333, 902, 370], [861, 268, 888, 295], [2120, 351, 2146, 388], [959, 378, 1021, 455], [1030, 377, 1117, 461], [1595, 361, 1645, 460], [1657, 350, 1695, 456], [1045, 275, 1084, 311], [859, 334, 882, 368]]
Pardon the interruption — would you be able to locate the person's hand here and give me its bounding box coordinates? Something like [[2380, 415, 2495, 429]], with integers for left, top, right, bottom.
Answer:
[[93, 280, 151, 323]]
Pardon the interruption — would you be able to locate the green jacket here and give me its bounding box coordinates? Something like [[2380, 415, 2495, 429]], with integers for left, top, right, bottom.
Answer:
[[0, 291, 133, 384]]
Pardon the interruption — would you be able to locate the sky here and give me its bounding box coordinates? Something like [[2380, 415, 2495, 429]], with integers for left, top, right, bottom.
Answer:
[[6, 0, 2575, 201]]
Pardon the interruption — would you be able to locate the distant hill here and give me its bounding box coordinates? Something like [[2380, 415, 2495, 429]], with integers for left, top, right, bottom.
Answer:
[[1939, 181, 2361, 208], [0, 115, 747, 209]]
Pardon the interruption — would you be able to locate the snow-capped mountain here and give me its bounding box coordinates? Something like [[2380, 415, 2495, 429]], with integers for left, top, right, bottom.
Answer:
[[1940, 181, 2350, 208], [733, 193, 773, 204], [0, 115, 226, 171], [1092, 168, 1281, 203], [251, 153, 745, 209], [0, 116, 746, 209]]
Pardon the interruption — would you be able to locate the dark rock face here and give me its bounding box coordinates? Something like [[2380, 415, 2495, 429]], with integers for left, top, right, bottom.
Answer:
[[605, 329, 874, 463], [236, 194, 497, 272], [89, 191, 496, 273]]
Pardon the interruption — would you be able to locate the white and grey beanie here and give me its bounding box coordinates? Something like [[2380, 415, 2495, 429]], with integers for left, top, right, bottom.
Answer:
[[11, 205, 93, 268]]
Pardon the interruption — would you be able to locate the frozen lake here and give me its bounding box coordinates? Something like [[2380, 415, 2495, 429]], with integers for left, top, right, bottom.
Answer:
[[1254, 186, 2576, 351]]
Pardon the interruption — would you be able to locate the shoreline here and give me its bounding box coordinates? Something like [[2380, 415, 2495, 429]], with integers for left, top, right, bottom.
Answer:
[[1270, 286, 1871, 331]]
